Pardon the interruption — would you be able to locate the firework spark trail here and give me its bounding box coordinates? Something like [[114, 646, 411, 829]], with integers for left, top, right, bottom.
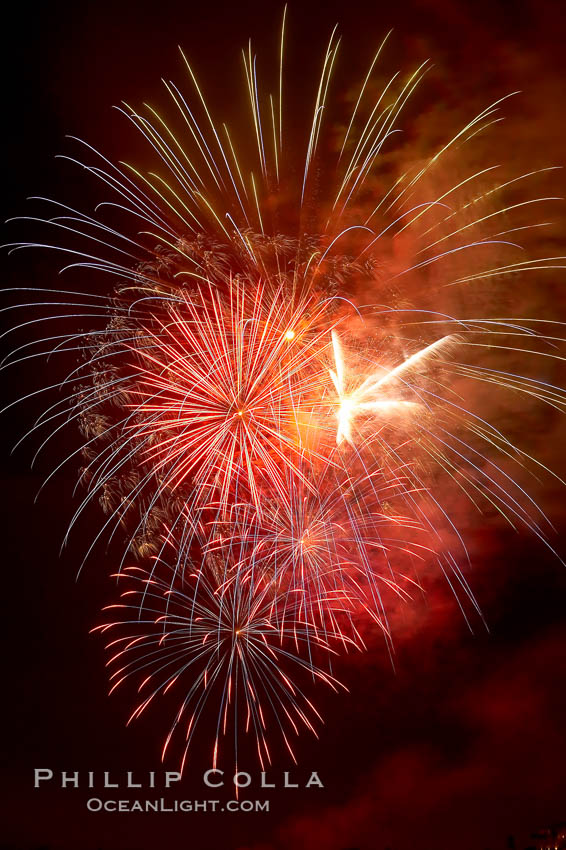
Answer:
[[2, 11, 566, 767]]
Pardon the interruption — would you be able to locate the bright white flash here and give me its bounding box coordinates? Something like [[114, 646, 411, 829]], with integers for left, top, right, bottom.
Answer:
[[329, 330, 458, 445]]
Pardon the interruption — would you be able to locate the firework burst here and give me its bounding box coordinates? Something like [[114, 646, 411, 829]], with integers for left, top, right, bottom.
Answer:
[[3, 10, 566, 768], [93, 534, 353, 771]]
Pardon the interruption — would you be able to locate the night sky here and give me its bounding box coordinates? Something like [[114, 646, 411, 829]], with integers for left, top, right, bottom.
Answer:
[[2, 1, 566, 849]]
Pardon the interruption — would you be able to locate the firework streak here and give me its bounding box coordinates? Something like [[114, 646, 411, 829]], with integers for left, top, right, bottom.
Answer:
[[3, 14, 566, 770]]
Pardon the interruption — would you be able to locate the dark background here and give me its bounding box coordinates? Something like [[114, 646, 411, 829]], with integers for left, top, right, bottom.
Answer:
[[2, 1, 566, 849]]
